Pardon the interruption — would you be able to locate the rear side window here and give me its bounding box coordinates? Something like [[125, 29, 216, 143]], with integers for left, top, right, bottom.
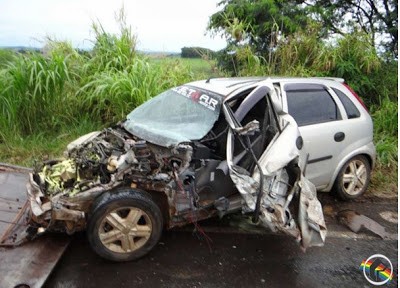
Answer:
[[286, 88, 340, 126], [332, 88, 360, 119]]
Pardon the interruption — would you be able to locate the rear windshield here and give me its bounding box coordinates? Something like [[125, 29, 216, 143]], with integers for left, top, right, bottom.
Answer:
[[124, 85, 222, 147]]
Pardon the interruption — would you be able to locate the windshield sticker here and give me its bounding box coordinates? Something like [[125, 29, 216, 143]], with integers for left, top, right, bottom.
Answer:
[[172, 86, 220, 111]]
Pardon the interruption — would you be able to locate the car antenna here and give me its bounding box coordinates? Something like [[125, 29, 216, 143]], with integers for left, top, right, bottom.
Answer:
[[205, 77, 214, 83]]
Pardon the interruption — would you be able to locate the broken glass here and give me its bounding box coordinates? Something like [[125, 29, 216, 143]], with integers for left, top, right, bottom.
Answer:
[[124, 86, 222, 147]]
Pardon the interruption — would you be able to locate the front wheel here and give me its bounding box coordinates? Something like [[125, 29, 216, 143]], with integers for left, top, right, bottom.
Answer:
[[87, 189, 163, 262], [333, 155, 371, 200]]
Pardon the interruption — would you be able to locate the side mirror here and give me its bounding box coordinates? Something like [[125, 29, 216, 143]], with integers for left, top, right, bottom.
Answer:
[[234, 120, 260, 136]]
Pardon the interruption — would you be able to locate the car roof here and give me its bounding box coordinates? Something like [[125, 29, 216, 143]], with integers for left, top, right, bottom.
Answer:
[[187, 77, 267, 96], [187, 77, 345, 96]]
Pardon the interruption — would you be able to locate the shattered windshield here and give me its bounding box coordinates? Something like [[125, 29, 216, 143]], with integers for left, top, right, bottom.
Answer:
[[124, 85, 222, 147]]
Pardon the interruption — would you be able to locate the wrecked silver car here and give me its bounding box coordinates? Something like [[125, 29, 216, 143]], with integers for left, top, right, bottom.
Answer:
[[25, 78, 326, 261]]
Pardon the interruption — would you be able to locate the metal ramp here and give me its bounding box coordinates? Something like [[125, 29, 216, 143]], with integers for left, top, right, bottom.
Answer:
[[0, 168, 70, 288]]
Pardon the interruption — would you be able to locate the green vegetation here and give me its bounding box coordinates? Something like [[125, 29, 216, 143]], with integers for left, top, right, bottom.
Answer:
[[0, 49, 14, 68], [369, 98, 398, 196], [0, 17, 196, 166], [0, 5, 397, 196], [214, 27, 398, 166], [180, 47, 216, 59], [178, 58, 221, 77], [208, 0, 397, 57]]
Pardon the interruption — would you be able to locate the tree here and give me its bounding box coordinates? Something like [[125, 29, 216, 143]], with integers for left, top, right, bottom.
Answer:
[[306, 0, 398, 57], [181, 47, 216, 58], [208, 0, 398, 57], [207, 0, 310, 54]]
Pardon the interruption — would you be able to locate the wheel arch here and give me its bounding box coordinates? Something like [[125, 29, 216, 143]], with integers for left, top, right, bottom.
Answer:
[[88, 187, 170, 229], [326, 150, 374, 192], [143, 189, 170, 229]]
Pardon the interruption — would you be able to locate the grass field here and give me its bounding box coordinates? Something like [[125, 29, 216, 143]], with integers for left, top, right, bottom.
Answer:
[[147, 55, 223, 78]]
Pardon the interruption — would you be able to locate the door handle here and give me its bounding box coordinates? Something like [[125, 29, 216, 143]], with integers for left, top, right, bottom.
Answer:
[[334, 132, 345, 142]]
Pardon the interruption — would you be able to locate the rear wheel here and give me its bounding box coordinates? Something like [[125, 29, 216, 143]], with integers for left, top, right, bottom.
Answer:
[[333, 155, 371, 200], [87, 189, 163, 262]]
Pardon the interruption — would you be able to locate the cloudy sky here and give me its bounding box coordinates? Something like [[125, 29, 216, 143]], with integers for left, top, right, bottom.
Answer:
[[0, 0, 227, 52]]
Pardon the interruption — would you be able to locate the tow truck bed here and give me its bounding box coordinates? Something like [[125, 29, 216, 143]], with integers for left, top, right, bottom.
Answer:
[[0, 168, 70, 288]]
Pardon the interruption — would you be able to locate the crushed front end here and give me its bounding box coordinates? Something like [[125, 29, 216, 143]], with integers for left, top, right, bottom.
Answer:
[[25, 85, 225, 240], [26, 125, 196, 237]]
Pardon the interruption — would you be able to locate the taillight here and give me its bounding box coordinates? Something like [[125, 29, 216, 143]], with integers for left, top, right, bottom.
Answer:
[[343, 83, 368, 112]]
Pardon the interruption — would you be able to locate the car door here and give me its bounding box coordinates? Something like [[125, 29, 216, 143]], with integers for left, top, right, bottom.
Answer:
[[280, 82, 349, 190], [222, 83, 327, 249]]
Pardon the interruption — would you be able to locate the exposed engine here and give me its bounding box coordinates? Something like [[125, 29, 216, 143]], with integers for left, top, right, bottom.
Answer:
[[34, 126, 195, 197], [37, 128, 150, 196], [28, 124, 199, 234]]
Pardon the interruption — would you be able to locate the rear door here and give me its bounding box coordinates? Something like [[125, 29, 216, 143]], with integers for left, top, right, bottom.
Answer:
[[280, 82, 349, 190]]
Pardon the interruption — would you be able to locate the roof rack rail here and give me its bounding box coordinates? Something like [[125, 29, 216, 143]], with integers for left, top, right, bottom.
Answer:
[[310, 77, 345, 83]]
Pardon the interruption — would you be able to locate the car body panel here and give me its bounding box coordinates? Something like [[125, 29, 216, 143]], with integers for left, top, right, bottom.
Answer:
[[276, 78, 375, 191]]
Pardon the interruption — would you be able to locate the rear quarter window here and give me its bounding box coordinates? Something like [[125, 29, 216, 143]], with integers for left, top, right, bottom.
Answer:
[[332, 88, 361, 119], [286, 88, 341, 126]]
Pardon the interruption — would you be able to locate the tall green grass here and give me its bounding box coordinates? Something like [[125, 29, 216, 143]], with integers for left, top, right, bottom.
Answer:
[[3, 51, 73, 135], [0, 49, 15, 68], [78, 58, 169, 123], [0, 16, 197, 165], [368, 96, 398, 195], [221, 23, 397, 164], [371, 97, 398, 167]]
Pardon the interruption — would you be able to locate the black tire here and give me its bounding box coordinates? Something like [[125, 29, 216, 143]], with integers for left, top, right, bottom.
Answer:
[[333, 155, 371, 200], [87, 188, 163, 262]]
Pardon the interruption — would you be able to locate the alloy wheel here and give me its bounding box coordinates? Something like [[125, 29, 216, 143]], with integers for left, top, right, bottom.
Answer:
[[341, 159, 368, 196], [98, 207, 152, 253]]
